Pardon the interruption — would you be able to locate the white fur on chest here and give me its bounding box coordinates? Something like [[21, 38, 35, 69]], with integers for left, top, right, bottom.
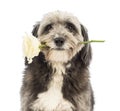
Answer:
[[31, 63, 74, 111]]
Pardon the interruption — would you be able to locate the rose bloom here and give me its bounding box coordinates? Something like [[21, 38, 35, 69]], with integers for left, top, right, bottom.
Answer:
[[23, 34, 40, 64]]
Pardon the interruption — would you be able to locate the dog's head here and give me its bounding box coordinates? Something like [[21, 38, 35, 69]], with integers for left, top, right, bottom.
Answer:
[[32, 11, 91, 65]]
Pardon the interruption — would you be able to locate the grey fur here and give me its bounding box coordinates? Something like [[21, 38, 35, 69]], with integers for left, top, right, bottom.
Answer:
[[21, 11, 94, 111]]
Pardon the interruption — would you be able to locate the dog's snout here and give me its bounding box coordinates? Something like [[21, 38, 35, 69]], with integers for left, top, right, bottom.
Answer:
[[54, 37, 65, 47]]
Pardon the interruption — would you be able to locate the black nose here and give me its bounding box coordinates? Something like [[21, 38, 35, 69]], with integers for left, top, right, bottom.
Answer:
[[54, 37, 65, 47]]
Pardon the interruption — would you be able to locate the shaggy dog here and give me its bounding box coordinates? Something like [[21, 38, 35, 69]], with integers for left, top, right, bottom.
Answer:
[[21, 11, 94, 111]]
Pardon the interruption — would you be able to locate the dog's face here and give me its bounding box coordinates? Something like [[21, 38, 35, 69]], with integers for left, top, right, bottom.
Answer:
[[32, 11, 91, 64]]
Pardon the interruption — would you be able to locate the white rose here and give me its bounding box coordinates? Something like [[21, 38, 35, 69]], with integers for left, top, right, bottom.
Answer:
[[23, 34, 41, 64]]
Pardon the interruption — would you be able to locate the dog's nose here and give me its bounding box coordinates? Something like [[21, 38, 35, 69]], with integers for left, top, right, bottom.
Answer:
[[54, 37, 65, 47]]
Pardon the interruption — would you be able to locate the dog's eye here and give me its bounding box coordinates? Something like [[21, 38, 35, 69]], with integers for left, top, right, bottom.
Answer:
[[43, 24, 53, 34], [65, 22, 78, 34]]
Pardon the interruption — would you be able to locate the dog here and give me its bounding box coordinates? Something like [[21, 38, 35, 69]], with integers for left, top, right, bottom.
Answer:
[[21, 11, 94, 111]]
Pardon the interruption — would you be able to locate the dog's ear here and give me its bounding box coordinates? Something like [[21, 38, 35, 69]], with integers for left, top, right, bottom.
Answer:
[[32, 22, 40, 37], [79, 24, 92, 66]]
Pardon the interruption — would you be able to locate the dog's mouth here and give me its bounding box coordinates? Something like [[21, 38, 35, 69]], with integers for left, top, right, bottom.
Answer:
[[50, 47, 74, 52], [53, 47, 65, 51], [41, 42, 74, 53]]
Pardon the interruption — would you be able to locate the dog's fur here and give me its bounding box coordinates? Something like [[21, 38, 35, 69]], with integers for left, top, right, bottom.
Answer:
[[21, 11, 94, 111]]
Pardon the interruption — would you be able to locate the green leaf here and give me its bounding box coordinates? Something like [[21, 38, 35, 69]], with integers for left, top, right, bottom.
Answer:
[[39, 44, 47, 49]]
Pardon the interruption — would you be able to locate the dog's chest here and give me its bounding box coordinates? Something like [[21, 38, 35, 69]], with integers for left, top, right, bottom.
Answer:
[[31, 63, 73, 111]]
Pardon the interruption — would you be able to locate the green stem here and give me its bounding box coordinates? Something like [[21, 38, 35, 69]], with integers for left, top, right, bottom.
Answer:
[[80, 40, 105, 44], [39, 40, 105, 49]]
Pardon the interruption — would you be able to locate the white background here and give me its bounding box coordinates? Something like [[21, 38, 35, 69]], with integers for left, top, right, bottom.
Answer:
[[0, 0, 120, 111]]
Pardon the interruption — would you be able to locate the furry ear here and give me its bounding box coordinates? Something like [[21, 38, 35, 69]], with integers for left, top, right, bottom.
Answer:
[[32, 22, 40, 37], [80, 24, 92, 66]]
